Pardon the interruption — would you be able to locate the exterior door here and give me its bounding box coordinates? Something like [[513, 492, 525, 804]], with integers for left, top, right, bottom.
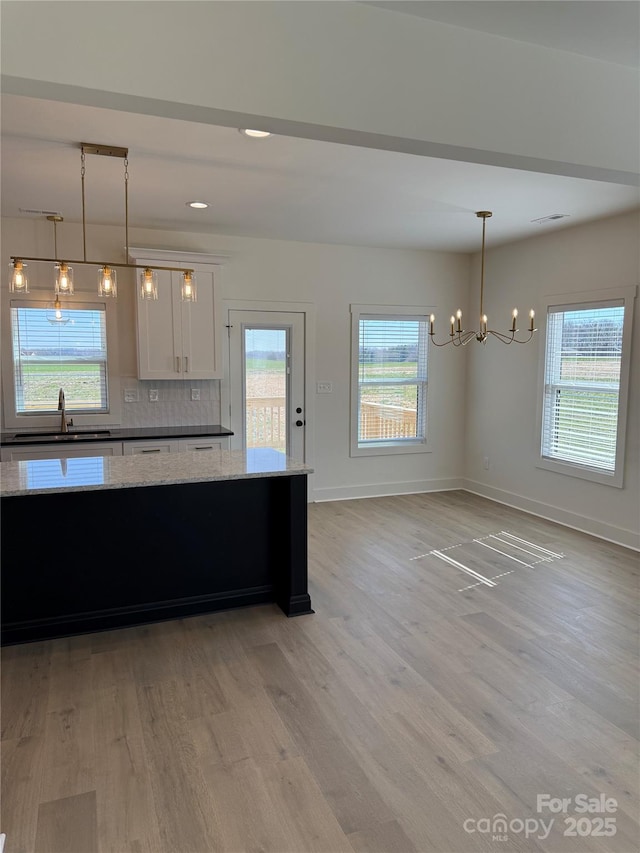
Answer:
[[228, 310, 305, 460]]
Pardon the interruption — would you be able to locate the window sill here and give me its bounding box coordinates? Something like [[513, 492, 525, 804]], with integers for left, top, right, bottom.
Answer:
[[536, 455, 623, 488], [350, 441, 432, 458]]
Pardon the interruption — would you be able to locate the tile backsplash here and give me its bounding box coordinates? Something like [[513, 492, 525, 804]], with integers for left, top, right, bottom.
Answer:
[[119, 379, 223, 428]]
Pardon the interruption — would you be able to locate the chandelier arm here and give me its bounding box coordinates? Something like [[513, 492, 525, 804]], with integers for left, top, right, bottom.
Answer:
[[511, 330, 537, 344], [428, 334, 457, 347], [10, 256, 195, 275], [487, 329, 516, 344]]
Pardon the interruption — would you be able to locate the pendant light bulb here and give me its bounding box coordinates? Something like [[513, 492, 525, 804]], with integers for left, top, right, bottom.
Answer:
[[55, 262, 74, 295], [47, 295, 69, 325], [9, 259, 28, 293], [98, 265, 117, 297], [139, 268, 158, 300], [181, 270, 197, 303]]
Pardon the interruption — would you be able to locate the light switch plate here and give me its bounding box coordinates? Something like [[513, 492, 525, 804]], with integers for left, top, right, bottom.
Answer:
[[316, 381, 333, 394], [149, 389, 159, 402], [191, 388, 201, 401], [124, 388, 139, 403]]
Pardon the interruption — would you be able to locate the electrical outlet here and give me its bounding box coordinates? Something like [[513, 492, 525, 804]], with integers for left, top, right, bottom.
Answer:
[[483, 455, 490, 470], [316, 381, 333, 394], [124, 388, 139, 403], [191, 388, 201, 401], [149, 389, 159, 402]]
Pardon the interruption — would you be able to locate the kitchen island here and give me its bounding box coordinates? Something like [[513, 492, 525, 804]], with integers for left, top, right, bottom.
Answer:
[[1, 448, 313, 644]]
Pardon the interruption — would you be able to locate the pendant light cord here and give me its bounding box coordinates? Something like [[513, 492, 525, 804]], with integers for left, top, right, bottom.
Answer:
[[81, 149, 87, 262], [479, 213, 486, 324], [124, 156, 129, 260]]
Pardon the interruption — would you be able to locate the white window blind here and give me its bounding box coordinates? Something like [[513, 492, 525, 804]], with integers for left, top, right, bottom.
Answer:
[[11, 304, 109, 414], [358, 316, 428, 445], [541, 301, 624, 472]]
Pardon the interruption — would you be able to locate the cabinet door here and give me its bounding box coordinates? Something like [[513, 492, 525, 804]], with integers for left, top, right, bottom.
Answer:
[[2, 441, 123, 461], [178, 437, 229, 452], [122, 440, 179, 455], [136, 269, 181, 379], [179, 269, 223, 378]]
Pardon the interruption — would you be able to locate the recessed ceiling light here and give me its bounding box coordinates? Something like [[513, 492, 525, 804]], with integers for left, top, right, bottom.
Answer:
[[239, 129, 272, 139], [186, 201, 209, 209]]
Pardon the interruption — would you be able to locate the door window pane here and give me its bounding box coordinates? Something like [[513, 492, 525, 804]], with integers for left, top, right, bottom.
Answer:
[[244, 328, 287, 452]]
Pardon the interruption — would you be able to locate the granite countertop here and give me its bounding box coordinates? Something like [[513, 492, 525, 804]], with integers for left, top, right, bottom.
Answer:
[[1, 448, 313, 497], [0, 424, 233, 446]]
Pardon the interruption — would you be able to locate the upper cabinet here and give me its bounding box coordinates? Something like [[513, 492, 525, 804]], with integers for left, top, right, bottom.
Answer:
[[130, 249, 226, 380]]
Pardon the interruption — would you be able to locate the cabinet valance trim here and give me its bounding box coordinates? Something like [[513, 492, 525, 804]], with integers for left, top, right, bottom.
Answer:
[[128, 247, 229, 266]]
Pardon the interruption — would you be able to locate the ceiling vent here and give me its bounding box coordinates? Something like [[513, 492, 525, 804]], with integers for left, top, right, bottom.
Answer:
[[19, 208, 62, 216], [531, 213, 570, 224]]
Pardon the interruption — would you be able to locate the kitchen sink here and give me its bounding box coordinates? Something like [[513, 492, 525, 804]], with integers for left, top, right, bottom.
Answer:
[[13, 430, 112, 441]]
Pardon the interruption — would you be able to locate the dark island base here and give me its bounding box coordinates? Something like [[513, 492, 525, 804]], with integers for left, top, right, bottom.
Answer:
[[2, 473, 313, 645]]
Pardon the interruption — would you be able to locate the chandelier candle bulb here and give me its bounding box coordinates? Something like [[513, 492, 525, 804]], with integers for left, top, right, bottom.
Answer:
[[482, 314, 488, 334], [512, 308, 518, 332], [456, 309, 462, 332], [429, 314, 435, 335], [529, 309, 535, 331], [450, 316, 455, 336]]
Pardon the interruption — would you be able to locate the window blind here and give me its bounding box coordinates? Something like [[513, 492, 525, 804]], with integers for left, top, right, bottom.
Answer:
[[11, 304, 109, 414], [541, 302, 624, 472], [358, 316, 428, 443]]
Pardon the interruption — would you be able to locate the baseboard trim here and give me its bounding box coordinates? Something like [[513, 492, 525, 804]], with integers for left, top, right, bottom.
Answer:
[[311, 478, 465, 503], [462, 479, 639, 552]]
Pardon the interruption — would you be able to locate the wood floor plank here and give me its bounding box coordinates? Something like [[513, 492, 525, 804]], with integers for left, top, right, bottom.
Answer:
[[250, 640, 396, 835], [34, 790, 97, 853], [2, 491, 638, 853]]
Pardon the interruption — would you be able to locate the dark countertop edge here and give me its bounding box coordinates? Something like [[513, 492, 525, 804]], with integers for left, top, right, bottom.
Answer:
[[1, 424, 234, 446]]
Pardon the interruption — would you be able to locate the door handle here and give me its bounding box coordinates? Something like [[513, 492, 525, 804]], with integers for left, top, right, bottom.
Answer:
[[185, 356, 189, 373], [176, 356, 181, 373]]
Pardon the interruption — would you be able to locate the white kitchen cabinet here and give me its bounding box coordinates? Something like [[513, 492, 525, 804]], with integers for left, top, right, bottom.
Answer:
[[123, 436, 230, 455], [122, 440, 176, 455], [131, 250, 225, 381], [1, 442, 123, 462], [179, 437, 229, 452]]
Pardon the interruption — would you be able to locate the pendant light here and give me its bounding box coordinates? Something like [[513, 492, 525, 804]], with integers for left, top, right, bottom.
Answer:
[[98, 265, 117, 297], [181, 270, 197, 302], [10, 143, 195, 302], [9, 259, 28, 293], [140, 268, 158, 300]]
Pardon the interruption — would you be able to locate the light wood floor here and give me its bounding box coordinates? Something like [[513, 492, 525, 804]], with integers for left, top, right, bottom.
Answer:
[[2, 491, 639, 853]]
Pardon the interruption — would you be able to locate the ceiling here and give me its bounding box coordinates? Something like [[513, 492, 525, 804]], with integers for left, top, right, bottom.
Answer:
[[364, 2, 640, 68], [2, 2, 638, 254]]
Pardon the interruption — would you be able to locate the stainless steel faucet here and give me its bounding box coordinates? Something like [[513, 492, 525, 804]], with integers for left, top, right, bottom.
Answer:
[[58, 387, 69, 433]]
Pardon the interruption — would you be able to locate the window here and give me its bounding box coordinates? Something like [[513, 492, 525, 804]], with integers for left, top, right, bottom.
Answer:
[[538, 287, 635, 487], [350, 305, 430, 456], [2, 294, 121, 428]]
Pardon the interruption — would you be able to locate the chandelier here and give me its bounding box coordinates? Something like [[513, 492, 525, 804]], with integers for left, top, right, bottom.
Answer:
[[9, 143, 197, 304], [429, 211, 536, 346]]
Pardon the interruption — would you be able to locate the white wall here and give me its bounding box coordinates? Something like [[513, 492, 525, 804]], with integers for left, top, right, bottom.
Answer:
[[2, 1, 636, 182], [464, 211, 640, 549], [2, 216, 470, 500]]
